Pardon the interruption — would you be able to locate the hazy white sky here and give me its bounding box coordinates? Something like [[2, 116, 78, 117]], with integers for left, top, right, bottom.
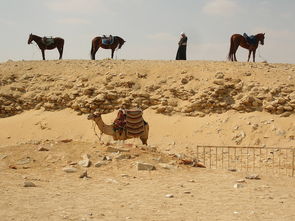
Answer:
[[0, 0, 294, 63]]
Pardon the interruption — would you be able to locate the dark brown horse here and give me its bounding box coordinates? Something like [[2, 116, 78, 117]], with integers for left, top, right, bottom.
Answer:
[[228, 33, 265, 62], [27, 34, 64, 60], [90, 36, 125, 60]]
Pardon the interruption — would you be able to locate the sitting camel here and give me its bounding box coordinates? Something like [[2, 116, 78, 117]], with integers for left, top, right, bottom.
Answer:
[[87, 110, 149, 145]]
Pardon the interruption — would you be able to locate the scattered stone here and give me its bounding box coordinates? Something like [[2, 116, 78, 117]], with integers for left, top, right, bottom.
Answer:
[[115, 154, 131, 160], [234, 183, 244, 188], [9, 165, 17, 169], [181, 78, 189, 84], [105, 178, 119, 184], [38, 146, 49, 151], [188, 180, 195, 183], [62, 167, 77, 173], [236, 179, 246, 183], [78, 159, 91, 167], [94, 161, 108, 167], [165, 194, 174, 198], [0, 154, 8, 160], [184, 191, 191, 194], [158, 163, 176, 169], [16, 157, 31, 165], [228, 168, 237, 172], [79, 170, 89, 179], [121, 174, 129, 178], [59, 139, 73, 143], [106, 146, 130, 153], [24, 181, 36, 187], [215, 72, 224, 79], [136, 162, 156, 171], [195, 162, 206, 168], [245, 174, 261, 180], [280, 112, 292, 117]]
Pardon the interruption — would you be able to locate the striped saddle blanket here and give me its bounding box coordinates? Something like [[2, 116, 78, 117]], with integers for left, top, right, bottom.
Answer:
[[113, 109, 145, 136], [125, 109, 145, 137]]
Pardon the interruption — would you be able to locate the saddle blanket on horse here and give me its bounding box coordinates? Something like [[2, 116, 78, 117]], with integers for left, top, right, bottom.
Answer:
[[42, 37, 55, 46], [113, 108, 145, 136], [102, 36, 114, 45], [243, 33, 257, 45]]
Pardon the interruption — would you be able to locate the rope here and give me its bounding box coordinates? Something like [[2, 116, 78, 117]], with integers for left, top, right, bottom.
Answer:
[[91, 121, 103, 141]]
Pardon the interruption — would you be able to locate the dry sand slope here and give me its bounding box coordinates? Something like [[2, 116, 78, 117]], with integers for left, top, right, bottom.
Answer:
[[1, 60, 295, 221]]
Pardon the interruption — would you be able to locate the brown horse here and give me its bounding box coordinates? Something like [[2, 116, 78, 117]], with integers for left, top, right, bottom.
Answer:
[[27, 34, 64, 60], [228, 33, 265, 62], [90, 36, 125, 60]]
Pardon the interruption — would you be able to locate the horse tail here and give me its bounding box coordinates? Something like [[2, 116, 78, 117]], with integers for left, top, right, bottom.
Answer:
[[227, 35, 234, 61]]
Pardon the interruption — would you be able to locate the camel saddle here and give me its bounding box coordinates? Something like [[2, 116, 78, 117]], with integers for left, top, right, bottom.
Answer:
[[113, 109, 145, 136]]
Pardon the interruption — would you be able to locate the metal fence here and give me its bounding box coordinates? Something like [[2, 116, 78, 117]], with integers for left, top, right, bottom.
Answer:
[[194, 145, 295, 177]]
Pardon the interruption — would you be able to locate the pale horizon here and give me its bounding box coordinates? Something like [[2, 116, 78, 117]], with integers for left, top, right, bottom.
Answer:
[[1, 0, 294, 63]]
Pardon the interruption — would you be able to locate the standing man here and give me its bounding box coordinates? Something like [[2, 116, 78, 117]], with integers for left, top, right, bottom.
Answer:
[[176, 32, 187, 60]]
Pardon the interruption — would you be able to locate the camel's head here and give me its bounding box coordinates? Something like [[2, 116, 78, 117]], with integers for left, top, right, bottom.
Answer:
[[87, 113, 101, 120]]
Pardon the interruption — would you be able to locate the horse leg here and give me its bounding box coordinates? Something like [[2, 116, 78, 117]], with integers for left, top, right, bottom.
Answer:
[[111, 49, 114, 59], [253, 50, 256, 62], [247, 50, 252, 62], [41, 49, 45, 60], [58, 46, 63, 60], [91, 45, 99, 60]]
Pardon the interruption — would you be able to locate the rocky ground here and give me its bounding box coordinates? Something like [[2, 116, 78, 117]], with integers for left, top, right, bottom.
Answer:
[[1, 60, 295, 221], [1, 60, 295, 118]]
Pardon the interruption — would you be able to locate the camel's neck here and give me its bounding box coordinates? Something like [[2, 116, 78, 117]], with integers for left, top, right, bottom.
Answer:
[[93, 116, 114, 136]]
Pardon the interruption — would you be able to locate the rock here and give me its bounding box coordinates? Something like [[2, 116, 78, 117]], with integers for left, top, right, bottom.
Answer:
[[158, 163, 176, 169], [236, 179, 246, 183], [181, 78, 189, 84], [79, 170, 89, 179], [195, 162, 206, 168], [16, 157, 31, 165], [184, 191, 191, 194], [228, 168, 237, 172], [38, 146, 49, 151], [115, 154, 131, 160], [215, 72, 224, 79], [106, 146, 130, 153], [234, 183, 244, 188], [62, 167, 77, 173], [94, 161, 108, 167], [165, 194, 174, 198], [245, 174, 261, 180], [24, 181, 36, 187], [136, 162, 156, 171], [78, 159, 91, 167], [0, 154, 8, 160], [60, 139, 73, 143], [121, 174, 129, 178], [280, 112, 292, 117]]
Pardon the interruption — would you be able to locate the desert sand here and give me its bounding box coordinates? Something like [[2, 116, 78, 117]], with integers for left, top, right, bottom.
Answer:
[[1, 59, 295, 221]]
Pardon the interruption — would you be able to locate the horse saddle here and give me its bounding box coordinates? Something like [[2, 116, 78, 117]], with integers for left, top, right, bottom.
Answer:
[[243, 33, 257, 45], [113, 108, 145, 136], [102, 36, 114, 45], [42, 37, 55, 46]]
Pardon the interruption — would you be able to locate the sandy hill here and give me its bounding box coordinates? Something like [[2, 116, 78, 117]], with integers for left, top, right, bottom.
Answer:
[[1, 60, 295, 221]]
